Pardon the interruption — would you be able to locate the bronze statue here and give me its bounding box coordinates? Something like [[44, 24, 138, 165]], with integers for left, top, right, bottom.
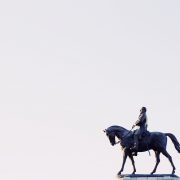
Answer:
[[103, 108, 180, 175]]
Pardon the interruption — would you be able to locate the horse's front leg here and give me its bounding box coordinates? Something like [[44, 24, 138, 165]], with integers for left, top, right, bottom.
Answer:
[[128, 152, 136, 174], [118, 148, 128, 175]]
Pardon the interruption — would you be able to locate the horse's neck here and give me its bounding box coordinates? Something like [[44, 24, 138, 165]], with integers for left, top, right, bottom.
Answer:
[[116, 128, 129, 140]]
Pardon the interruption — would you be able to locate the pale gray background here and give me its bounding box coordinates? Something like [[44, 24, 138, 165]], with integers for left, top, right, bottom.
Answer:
[[0, 0, 180, 180]]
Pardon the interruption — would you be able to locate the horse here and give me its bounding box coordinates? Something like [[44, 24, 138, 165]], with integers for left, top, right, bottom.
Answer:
[[104, 125, 180, 175]]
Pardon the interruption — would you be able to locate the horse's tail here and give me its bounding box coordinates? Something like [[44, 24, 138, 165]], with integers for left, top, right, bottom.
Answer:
[[165, 133, 180, 153]]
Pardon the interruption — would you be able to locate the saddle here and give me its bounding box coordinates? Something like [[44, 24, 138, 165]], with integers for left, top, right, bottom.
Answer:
[[140, 130, 150, 140], [133, 129, 150, 140]]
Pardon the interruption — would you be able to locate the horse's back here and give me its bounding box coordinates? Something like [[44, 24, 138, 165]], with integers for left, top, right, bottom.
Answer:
[[150, 131, 167, 150], [150, 131, 167, 139]]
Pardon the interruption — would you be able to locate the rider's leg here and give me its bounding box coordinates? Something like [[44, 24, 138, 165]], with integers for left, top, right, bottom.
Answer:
[[131, 135, 138, 156], [133, 134, 139, 150]]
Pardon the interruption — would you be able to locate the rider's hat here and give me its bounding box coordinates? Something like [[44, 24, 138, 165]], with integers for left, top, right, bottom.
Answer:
[[141, 107, 147, 112]]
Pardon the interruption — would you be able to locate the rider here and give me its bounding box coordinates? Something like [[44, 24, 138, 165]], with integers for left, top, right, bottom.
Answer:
[[131, 107, 148, 156]]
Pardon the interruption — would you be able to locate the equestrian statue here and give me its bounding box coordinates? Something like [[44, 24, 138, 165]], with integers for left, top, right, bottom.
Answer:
[[103, 107, 180, 175]]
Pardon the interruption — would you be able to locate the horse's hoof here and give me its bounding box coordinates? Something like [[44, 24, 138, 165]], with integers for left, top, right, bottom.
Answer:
[[172, 170, 175, 174], [150, 172, 154, 175], [131, 172, 135, 175], [117, 171, 122, 175]]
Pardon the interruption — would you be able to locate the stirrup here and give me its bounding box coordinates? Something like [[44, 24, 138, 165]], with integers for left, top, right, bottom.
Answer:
[[130, 146, 138, 156], [132, 151, 138, 156]]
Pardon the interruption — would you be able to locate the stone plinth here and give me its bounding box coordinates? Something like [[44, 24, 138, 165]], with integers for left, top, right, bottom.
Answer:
[[117, 174, 179, 180]]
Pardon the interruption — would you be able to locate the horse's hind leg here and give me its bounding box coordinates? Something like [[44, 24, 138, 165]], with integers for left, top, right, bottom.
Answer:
[[151, 151, 160, 174], [128, 153, 136, 174], [162, 149, 176, 174]]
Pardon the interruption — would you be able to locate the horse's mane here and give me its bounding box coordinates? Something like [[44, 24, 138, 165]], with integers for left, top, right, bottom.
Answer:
[[107, 125, 128, 132]]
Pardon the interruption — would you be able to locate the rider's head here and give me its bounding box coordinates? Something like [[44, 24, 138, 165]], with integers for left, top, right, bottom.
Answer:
[[140, 107, 147, 113]]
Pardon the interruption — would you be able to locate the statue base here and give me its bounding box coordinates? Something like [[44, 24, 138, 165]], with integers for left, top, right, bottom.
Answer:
[[117, 174, 179, 180]]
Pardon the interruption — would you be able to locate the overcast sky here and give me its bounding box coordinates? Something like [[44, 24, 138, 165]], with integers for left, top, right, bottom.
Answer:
[[0, 0, 180, 180]]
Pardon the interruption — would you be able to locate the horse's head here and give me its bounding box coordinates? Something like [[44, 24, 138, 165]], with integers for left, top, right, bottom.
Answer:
[[104, 129, 116, 146], [103, 125, 129, 146]]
